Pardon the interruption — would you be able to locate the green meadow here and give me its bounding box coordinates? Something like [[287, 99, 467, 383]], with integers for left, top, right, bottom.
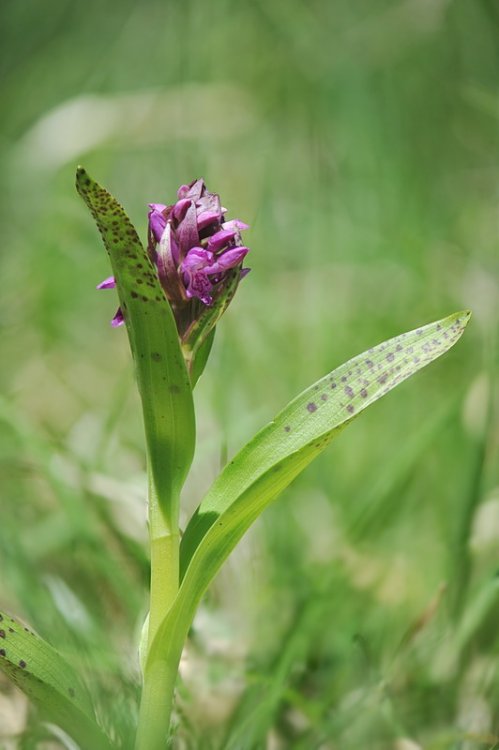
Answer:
[[0, 1, 498, 747]]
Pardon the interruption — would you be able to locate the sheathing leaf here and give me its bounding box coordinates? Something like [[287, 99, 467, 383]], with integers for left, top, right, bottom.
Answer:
[[76, 168, 195, 520], [147, 311, 470, 684], [0, 612, 113, 749]]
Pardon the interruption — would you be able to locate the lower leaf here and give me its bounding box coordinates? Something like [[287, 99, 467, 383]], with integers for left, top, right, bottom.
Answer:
[[0, 612, 114, 749]]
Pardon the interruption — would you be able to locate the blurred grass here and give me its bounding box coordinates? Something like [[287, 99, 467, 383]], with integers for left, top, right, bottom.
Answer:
[[0, 0, 498, 747]]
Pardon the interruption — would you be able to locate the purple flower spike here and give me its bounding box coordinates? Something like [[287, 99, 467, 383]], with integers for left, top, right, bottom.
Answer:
[[146, 178, 250, 312], [100, 177, 250, 336]]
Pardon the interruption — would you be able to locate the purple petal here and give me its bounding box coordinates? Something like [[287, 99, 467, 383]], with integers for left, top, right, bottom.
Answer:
[[181, 247, 213, 271], [208, 246, 249, 273], [156, 223, 185, 301], [173, 198, 191, 222], [178, 179, 205, 201], [148, 204, 168, 243], [111, 308, 125, 327], [97, 276, 116, 290], [176, 184, 191, 199], [206, 228, 237, 252], [197, 209, 221, 230], [180, 245, 249, 305], [176, 201, 199, 259], [180, 248, 215, 304]]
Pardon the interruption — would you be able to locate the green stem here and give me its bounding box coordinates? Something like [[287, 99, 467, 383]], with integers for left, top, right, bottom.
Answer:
[[135, 656, 179, 750], [135, 468, 180, 750]]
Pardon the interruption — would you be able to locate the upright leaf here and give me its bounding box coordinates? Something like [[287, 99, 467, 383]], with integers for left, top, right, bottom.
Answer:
[[148, 311, 470, 725], [0, 612, 113, 749], [76, 168, 195, 523]]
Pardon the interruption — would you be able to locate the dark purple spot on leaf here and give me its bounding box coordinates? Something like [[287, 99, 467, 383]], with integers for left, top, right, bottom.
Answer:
[[378, 374, 387, 384], [347, 404, 355, 414], [0, 649, 5, 657], [331, 382, 337, 389], [360, 388, 368, 398], [307, 402, 317, 413], [0, 631, 5, 639], [320, 393, 328, 401], [19, 660, 26, 669], [341, 376, 347, 383], [284, 425, 291, 432], [386, 352, 395, 362], [344, 386, 354, 398]]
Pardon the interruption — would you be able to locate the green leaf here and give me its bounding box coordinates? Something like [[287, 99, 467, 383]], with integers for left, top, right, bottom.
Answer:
[[147, 311, 470, 686], [180, 310, 470, 575], [0, 612, 113, 749], [189, 327, 216, 389], [76, 168, 195, 524]]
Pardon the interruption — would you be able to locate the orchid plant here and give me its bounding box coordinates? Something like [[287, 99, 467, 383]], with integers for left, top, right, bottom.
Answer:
[[0, 169, 470, 749]]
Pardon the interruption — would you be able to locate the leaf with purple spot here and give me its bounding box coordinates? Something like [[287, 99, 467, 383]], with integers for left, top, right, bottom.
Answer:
[[0, 611, 113, 749], [146, 310, 470, 679], [76, 168, 195, 526]]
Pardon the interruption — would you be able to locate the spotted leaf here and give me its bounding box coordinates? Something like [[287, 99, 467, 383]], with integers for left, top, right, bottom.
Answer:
[[76, 168, 195, 525], [144, 310, 470, 683], [0, 612, 113, 749]]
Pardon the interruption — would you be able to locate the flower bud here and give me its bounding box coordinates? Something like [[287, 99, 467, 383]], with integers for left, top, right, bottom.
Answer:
[[98, 179, 250, 348]]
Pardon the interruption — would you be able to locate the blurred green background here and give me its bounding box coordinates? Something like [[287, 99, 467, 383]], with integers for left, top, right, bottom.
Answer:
[[0, 0, 498, 747]]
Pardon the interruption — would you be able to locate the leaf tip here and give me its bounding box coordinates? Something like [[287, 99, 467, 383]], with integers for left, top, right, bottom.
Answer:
[[75, 165, 91, 194], [456, 309, 472, 330]]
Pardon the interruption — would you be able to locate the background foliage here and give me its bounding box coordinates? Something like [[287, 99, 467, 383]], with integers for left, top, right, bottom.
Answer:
[[0, 0, 498, 747]]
